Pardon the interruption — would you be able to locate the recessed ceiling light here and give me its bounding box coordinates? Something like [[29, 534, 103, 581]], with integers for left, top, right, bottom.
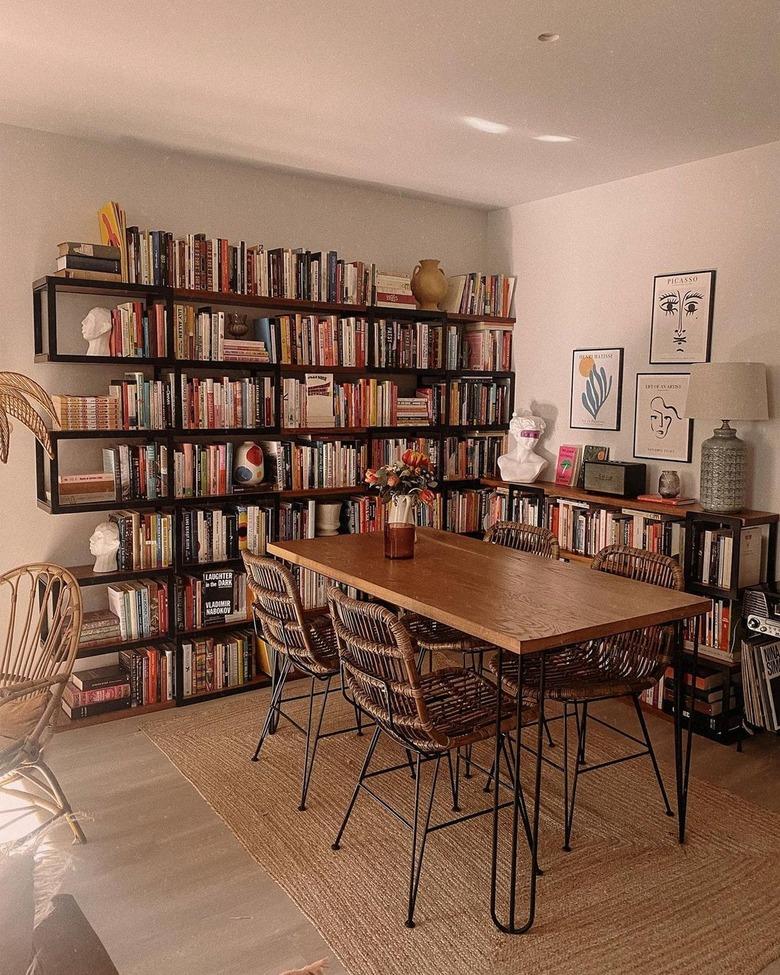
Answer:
[[463, 116, 509, 134], [533, 134, 575, 143], [537, 32, 560, 42]]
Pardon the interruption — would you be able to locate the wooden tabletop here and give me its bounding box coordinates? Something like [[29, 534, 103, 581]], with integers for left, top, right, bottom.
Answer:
[[267, 528, 710, 655]]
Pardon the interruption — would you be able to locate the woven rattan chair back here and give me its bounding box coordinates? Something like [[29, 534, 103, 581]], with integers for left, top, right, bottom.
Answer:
[[243, 553, 330, 674], [0, 563, 82, 750], [484, 521, 560, 559], [327, 586, 449, 752], [589, 544, 685, 678]]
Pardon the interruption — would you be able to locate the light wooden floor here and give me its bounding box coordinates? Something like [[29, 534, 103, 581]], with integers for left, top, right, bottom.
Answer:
[[19, 694, 780, 975]]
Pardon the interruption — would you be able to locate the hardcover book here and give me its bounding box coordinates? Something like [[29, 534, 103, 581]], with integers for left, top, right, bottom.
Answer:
[[555, 444, 582, 486]]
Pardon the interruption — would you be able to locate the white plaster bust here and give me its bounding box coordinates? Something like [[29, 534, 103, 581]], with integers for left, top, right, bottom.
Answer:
[[81, 307, 113, 356], [497, 410, 548, 483], [89, 521, 120, 573]]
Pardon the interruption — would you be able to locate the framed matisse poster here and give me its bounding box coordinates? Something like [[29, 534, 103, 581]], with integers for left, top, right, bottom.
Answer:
[[650, 269, 715, 364], [570, 348, 623, 431], [633, 373, 693, 463]]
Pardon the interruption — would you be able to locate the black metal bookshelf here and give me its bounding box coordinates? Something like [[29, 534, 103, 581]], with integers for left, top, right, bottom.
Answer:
[[34, 275, 515, 728]]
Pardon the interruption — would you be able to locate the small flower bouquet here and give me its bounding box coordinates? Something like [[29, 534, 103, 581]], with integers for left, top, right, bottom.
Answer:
[[364, 449, 437, 557]]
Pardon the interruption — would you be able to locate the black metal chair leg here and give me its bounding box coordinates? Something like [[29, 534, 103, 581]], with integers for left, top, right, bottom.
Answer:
[[406, 753, 442, 929], [405, 749, 417, 779], [577, 702, 589, 764], [632, 694, 674, 817], [446, 750, 460, 811], [354, 701, 363, 736], [563, 699, 587, 851], [298, 676, 333, 811], [252, 657, 290, 761], [543, 715, 555, 748], [332, 726, 382, 850]]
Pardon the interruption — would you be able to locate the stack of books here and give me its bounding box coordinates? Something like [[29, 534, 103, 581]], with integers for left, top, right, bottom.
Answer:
[[62, 665, 132, 721], [373, 272, 415, 309], [109, 374, 172, 430], [444, 273, 516, 318], [461, 322, 513, 371], [448, 378, 511, 426], [78, 610, 122, 649], [57, 473, 116, 505], [278, 499, 317, 541], [55, 241, 122, 282], [110, 511, 173, 569], [395, 397, 432, 426], [371, 319, 448, 370], [53, 394, 120, 431], [281, 376, 404, 429]]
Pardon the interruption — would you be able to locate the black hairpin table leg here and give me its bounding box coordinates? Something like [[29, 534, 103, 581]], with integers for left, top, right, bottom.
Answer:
[[673, 615, 700, 844], [490, 647, 545, 934]]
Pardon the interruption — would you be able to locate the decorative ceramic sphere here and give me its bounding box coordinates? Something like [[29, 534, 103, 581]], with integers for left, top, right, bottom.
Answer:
[[233, 441, 264, 486]]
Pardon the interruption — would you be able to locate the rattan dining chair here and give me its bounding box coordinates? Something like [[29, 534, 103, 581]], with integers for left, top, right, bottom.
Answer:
[[488, 544, 683, 851], [483, 521, 561, 558], [0, 563, 85, 846], [327, 585, 538, 929], [243, 553, 365, 812]]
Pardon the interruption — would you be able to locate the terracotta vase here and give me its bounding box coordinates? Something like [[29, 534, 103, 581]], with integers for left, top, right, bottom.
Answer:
[[410, 259, 447, 311], [384, 495, 416, 559]]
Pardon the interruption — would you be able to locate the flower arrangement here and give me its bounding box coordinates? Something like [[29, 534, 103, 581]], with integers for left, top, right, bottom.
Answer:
[[364, 449, 437, 506]]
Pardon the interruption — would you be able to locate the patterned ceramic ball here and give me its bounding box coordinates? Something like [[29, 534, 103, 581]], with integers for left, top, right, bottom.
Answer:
[[233, 441, 264, 486]]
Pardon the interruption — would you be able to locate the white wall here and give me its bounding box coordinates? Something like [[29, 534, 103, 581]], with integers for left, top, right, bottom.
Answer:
[[488, 141, 780, 547], [0, 123, 489, 574]]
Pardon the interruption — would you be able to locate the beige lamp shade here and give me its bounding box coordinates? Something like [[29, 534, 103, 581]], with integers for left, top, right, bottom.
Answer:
[[684, 362, 769, 421]]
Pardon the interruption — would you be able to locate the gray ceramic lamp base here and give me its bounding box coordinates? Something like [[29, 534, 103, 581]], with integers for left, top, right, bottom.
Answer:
[[699, 421, 747, 513]]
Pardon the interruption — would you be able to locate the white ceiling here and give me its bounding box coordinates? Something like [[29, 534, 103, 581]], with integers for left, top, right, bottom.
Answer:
[[1, 1, 778, 208]]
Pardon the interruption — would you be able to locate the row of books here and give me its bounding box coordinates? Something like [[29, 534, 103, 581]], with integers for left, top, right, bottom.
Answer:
[[179, 374, 275, 429], [120, 645, 176, 708], [95, 443, 168, 502], [173, 305, 274, 362], [262, 439, 368, 492], [279, 376, 442, 429], [371, 437, 441, 475], [107, 579, 169, 641], [682, 598, 733, 655], [180, 504, 274, 564], [108, 300, 168, 358], [444, 273, 516, 319], [63, 649, 175, 719], [639, 665, 739, 720], [690, 524, 763, 590], [182, 629, 256, 697], [461, 322, 513, 372], [448, 378, 511, 427], [279, 314, 368, 367], [177, 569, 248, 630], [279, 499, 317, 541], [443, 488, 490, 534], [371, 320, 456, 370], [544, 499, 686, 559], [122, 220, 375, 305], [444, 434, 507, 480], [110, 510, 173, 569], [78, 610, 122, 649], [53, 394, 120, 431], [741, 637, 780, 731], [172, 442, 235, 498]]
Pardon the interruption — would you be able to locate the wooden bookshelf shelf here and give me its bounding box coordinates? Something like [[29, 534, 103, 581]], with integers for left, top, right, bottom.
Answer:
[[56, 699, 175, 733], [69, 564, 171, 587], [181, 674, 270, 705], [76, 632, 172, 659]]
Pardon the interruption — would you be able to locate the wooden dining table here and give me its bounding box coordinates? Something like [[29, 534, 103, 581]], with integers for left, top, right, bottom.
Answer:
[[268, 527, 710, 934]]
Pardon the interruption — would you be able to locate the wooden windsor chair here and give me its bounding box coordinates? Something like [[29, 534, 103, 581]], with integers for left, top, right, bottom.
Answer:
[[327, 586, 538, 929], [243, 553, 364, 812], [0, 563, 85, 846], [488, 544, 683, 851]]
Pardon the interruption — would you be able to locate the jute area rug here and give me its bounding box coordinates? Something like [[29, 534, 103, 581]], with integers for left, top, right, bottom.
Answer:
[[143, 689, 780, 975]]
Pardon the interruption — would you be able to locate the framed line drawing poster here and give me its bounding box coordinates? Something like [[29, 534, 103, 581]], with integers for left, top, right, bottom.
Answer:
[[633, 372, 693, 463], [570, 347, 623, 431], [650, 269, 715, 364]]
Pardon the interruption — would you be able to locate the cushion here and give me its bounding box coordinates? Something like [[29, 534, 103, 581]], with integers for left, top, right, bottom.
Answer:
[[0, 692, 48, 744]]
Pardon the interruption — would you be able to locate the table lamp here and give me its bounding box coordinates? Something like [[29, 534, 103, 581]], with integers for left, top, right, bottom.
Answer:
[[683, 362, 768, 513]]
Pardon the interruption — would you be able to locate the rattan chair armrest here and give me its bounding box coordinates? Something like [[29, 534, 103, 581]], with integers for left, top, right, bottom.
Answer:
[[0, 674, 65, 702]]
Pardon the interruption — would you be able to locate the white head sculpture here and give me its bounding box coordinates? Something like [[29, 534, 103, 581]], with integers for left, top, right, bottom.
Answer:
[[81, 307, 113, 356], [497, 409, 549, 483], [89, 520, 120, 574]]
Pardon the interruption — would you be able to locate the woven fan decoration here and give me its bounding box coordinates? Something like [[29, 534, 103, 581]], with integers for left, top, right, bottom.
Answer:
[[0, 372, 58, 462]]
